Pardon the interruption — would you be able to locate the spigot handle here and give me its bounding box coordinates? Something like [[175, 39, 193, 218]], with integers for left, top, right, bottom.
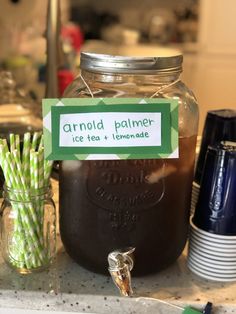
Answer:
[[108, 247, 135, 297]]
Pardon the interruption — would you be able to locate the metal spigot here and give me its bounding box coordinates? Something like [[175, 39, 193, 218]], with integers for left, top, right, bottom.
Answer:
[[108, 247, 135, 297]]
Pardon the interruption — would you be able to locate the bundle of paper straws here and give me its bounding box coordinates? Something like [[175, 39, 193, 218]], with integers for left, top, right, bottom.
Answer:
[[0, 132, 53, 270]]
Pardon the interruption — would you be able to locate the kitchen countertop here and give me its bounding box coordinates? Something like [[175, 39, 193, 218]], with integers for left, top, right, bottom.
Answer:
[[0, 181, 236, 314]]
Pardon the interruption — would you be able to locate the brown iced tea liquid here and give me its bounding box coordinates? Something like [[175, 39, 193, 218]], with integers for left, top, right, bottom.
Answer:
[[59, 135, 197, 275]]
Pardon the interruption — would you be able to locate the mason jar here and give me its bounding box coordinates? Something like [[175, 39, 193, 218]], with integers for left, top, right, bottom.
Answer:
[[59, 51, 199, 275], [0, 185, 56, 274]]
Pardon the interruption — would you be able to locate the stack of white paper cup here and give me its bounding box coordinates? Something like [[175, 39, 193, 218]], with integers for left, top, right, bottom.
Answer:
[[188, 217, 236, 282]]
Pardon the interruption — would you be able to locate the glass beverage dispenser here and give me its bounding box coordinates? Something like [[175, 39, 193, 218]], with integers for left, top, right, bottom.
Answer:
[[59, 52, 199, 276]]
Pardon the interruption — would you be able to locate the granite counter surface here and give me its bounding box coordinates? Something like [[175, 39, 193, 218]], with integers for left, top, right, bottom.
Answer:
[[0, 181, 235, 314]]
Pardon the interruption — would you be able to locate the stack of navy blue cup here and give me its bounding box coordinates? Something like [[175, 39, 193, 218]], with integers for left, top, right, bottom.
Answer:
[[188, 109, 236, 281]]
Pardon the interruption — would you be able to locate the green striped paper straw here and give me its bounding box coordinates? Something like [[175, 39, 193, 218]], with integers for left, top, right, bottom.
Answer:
[[0, 144, 22, 267], [38, 148, 44, 189], [9, 134, 15, 153], [31, 132, 41, 151], [6, 151, 45, 265], [9, 152, 43, 255], [9, 150, 28, 267], [13, 149, 41, 238], [31, 150, 44, 236], [0, 132, 52, 271], [30, 149, 36, 189], [38, 134, 44, 151], [15, 134, 21, 161], [22, 133, 31, 187], [29, 149, 45, 246], [0, 145, 32, 268], [38, 147, 45, 231]]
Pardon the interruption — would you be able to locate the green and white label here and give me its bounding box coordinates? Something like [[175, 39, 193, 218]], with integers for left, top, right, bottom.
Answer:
[[42, 98, 178, 160], [60, 112, 161, 147]]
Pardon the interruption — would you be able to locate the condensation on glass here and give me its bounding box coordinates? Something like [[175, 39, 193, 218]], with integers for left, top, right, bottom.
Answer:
[[59, 52, 199, 275]]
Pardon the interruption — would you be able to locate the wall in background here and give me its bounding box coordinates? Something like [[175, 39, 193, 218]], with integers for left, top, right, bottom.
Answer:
[[191, 0, 236, 133]]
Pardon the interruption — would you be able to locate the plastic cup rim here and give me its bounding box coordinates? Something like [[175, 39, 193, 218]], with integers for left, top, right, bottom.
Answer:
[[188, 259, 236, 277], [190, 227, 236, 244], [190, 216, 236, 239], [189, 241, 236, 258], [188, 246, 236, 264], [188, 250, 236, 269], [190, 233, 236, 251], [188, 261, 236, 281]]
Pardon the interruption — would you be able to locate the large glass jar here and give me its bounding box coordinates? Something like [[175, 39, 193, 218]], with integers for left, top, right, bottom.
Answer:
[[59, 52, 199, 275]]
